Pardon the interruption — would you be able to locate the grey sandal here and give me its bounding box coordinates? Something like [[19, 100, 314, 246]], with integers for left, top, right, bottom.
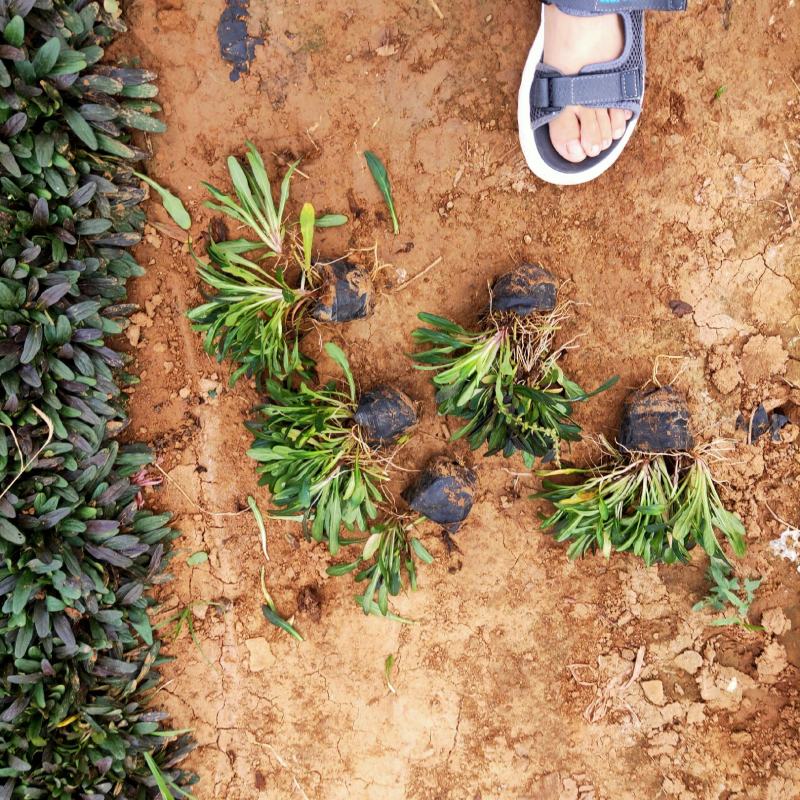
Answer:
[[517, 0, 686, 185]]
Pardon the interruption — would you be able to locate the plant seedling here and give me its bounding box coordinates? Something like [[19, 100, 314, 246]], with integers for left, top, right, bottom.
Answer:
[[364, 150, 400, 234], [693, 557, 763, 630], [536, 387, 748, 568], [204, 140, 297, 254], [412, 264, 616, 466], [246, 343, 397, 554], [188, 143, 353, 385], [158, 601, 226, 671], [327, 515, 433, 616]]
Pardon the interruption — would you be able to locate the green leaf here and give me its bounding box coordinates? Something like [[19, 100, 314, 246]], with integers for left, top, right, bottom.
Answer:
[[385, 653, 397, 692], [143, 753, 175, 800], [4, 16, 24, 47], [315, 213, 348, 228], [362, 532, 381, 560], [324, 342, 355, 401], [262, 604, 303, 641], [63, 107, 98, 150], [364, 150, 399, 234], [33, 37, 61, 77], [133, 171, 192, 230], [248, 495, 268, 560], [410, 537, 434, 564], [187, 551, 208, 566], [300, 202, 314, 274]]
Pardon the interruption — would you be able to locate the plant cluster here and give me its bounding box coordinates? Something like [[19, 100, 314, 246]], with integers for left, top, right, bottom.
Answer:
[[534, 387, 754, 617], [246, 343, 387, 555], [188, 147, 436, 618], [412, 302, 616, 466], [0, 3, 192, 797], [536, 441, 746, 565], [186, 142, 346, 386]]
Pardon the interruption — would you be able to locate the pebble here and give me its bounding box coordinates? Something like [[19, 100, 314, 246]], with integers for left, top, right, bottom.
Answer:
[[345, 54, 353, 62], [673, 650, 703, 675], [642, 679, 666, 706], [523, 234, 532, 245]]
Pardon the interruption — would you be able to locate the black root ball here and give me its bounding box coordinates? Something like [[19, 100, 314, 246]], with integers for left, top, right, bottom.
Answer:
[[618, 386, 694, 453], [354, 386, 418, 445], [491, 262, 557, 316], [311, 261, 375, 323], [403, 456, 477, 532]]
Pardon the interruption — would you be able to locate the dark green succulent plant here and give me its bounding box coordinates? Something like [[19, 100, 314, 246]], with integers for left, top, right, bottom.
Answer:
[[0, 2, 195, 797]]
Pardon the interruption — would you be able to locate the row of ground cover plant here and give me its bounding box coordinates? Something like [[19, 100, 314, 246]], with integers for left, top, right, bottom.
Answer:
[[0, 2, 193, 798], [189, 147, 758, 626]]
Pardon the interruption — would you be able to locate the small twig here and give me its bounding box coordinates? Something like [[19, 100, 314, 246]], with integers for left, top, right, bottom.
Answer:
[[151, 463, 250, 518], [784, 141, 797, 170], [426, 0, 444, 19], [393, 256, 443, 292], [265, 744, 311, 800], [0, 406, 54, 502]]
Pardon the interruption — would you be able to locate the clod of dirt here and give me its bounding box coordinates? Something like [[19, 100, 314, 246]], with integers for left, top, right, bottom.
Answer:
[[208, 216, 229, 243], [403, 456, 477, 533], [491, 262, 557, 316], [641, 679, 666, 706], [756, 641, 788, 684], [217, 0, 264, 81], [297, 585, 323, 623], [761, 607, 791, 637], [697, 664, 754, 711], [673, 650, 703, 675], [668, 299, 693, 318], [618, 387, 694, 453], [312, 261, 375, 323], [354, 386, 418, 445]]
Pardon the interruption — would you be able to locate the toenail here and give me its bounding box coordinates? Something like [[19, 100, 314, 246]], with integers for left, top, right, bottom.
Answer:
[[602, 139, 611, 148], [589, 145, 600, 156], [613, 127, 625, 138], [566, 140, 583, 157], [625, 111, 633, 119]]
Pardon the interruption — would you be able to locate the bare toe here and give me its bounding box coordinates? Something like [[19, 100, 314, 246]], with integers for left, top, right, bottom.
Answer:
[[549, 106, 586, 163], [610, 108, 628, 140], [578, 107, 601, 158], [596, 108, 613, 150]]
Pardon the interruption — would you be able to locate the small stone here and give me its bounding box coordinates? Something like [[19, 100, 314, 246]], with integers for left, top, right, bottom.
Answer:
[[673, 650, 703, 675], [345, 53, 353, 62], [485, 13, 493, 22], [686, 702, 705, 725], [163, 361, 174, 373], [756, 641, 788, 684], [523, 234, 532, 245], [179, 387, 191, 399], [761, 607, 791, 637], [153, 342, 167, 354], [245, 637, 276, 672], [125, 325, 141, 347], [642, 679, 666, 706]]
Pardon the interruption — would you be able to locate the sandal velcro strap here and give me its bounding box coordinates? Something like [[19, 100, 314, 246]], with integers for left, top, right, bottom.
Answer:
[[532, 68, 642, 110], [545, 0, 686, 12]]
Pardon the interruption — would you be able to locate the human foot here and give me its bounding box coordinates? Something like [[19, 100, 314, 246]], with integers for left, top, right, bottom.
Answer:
[[542, 4, 633, 163]]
